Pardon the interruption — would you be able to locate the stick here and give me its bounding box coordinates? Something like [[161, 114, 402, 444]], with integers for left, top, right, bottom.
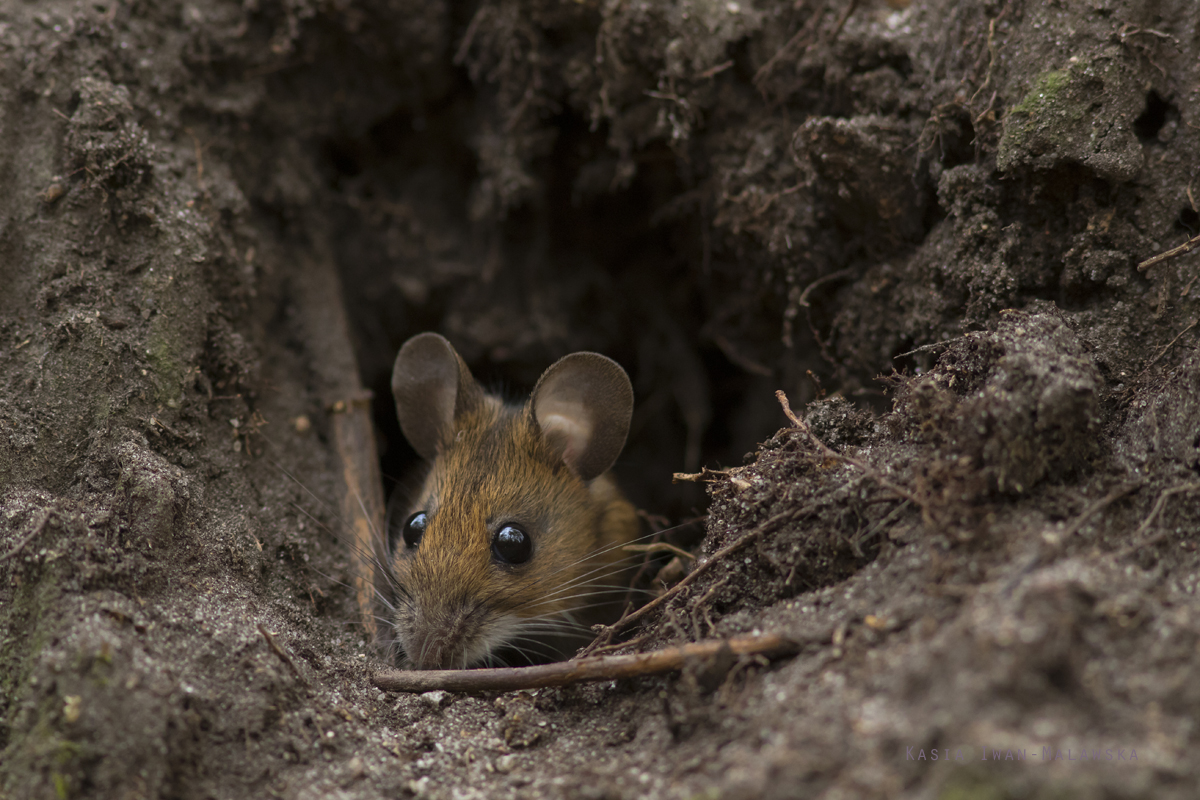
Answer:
[[796, 268, 854, 308], [1137, 231, 1200, 272], [1143, 319, 1197, 372], [1060, 481, 1144, 538], [295, 251, 387, 641], [1001, 480, 1143, 596], [0, 508, 52, 563], [258, 624, 310, 687], [372, 633, 805, 693], [753, 3, 826, 92], [623, 542, 697, 561], [672, 467, 730, 483], [827, 0, 859, 43], [586, 507, 802, 650], [1110, 482, 1200, 560], [588, 632, 652, 658]]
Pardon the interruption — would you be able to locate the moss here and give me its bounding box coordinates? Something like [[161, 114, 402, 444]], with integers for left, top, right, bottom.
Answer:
[[148, 308, 186, 408], [0, 568, 58, 699], [53, 738, 83, 766], [996, 58, 1143, 181], [52, 770, 69, 800], [0, 563, 73, 795], [998, 67, 1089, 172], [1009, 69, 1073, 118]]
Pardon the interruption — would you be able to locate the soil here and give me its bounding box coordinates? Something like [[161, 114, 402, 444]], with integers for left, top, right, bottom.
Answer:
[[3, 0, 1200, 798]]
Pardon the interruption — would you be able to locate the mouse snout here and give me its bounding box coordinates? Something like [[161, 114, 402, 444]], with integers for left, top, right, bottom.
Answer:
[[401, 600, 490, 670]]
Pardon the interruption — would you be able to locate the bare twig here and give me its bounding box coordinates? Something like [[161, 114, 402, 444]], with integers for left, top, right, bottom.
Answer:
[[1000, 481, 1144, 596], [775, 390, 925, 511], [893, 336, 969, 359], [968, 11, 1005, 108], [753, 3, 826, 93], [673, 468, 730, 483], [1137, 231, 1200, 272], [711, 334, 773, 376], [1144, 320, 1198, 371], [296, 250, 388, 641], [796, 267, 855, 308], [588, 632, 653, 658], [1110, 482, 1200, 560], [691, 575, 732, 637], [0, 508, 52, 563], [1120, 319, 1200, 395], [827, 0, 859, 43], [851, 498, 911, 555], [972, 90, 998, 125], [1061, 481, 1144, 538], [623, 542, 697, 561], [697, 60, 734, 79], [258, 624, 310, 687], [372, 633, 805, 693], [583, 507, 804, 655], [452, 6, 485, 66]]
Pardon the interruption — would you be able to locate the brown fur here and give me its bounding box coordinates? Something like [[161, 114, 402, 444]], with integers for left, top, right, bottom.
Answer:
[[388, 380, 639, 670]]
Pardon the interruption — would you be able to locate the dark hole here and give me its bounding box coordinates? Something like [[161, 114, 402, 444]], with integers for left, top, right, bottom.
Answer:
[[1046, 660, 1074, 692], [1133, 90, 1170, 141], [1176, 207, 1199, 236], [321, 138, 363, 179]]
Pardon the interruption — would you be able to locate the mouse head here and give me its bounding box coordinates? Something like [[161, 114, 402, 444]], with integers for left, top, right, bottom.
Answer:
[[388, 332, 633, 668]]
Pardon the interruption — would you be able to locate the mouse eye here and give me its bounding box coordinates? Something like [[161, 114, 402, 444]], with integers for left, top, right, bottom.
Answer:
[[401, 512, 427, 550], [492, 524, 531, 565]]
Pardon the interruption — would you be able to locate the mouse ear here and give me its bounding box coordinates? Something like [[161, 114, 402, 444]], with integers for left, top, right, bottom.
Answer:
[[391, 333, 484, 461], [531, 352, 633, 481]]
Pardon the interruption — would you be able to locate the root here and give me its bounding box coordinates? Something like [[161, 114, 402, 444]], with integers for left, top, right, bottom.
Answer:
[[0, 508, 52, 563]]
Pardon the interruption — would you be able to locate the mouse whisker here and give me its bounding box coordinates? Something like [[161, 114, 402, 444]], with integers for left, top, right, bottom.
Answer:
[[520, 527, 666, 587]]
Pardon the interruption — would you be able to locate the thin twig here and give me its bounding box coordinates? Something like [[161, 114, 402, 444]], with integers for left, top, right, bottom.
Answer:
[[1000, 480, 1144, 596], [968, 11, 1004, 107], [851, 498, 911, 555], [1142, 320, 1198, 371], [893, 336, 968, 359], [624, 542, 697, 561], [1137, 231, 1200, 272], [0, 508, 52, 563], [588, 632, 653, 658], [797, 267, 854, 308], [1061, 481, 1144, 538], [372, 633, 805, 693], [258, 624, 310, 687], [1110, 482, 1200, 560], [827, 0, 859, 43], [692, 575, 732, 637], [673, 467, 730, 483], [583, 508, 803, 655], [775, 390, 925, 511], [753, 3, 826, 92], [452, 6, 485, 66], [697, 60, 734, 79]]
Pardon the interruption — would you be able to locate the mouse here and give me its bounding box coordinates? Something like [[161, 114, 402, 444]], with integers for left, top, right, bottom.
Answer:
[[383, 332, 639, 670]]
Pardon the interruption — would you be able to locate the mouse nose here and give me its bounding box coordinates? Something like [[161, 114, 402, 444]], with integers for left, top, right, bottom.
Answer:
[[404, 603, 478, 670], [406, 635, 460, 670]]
